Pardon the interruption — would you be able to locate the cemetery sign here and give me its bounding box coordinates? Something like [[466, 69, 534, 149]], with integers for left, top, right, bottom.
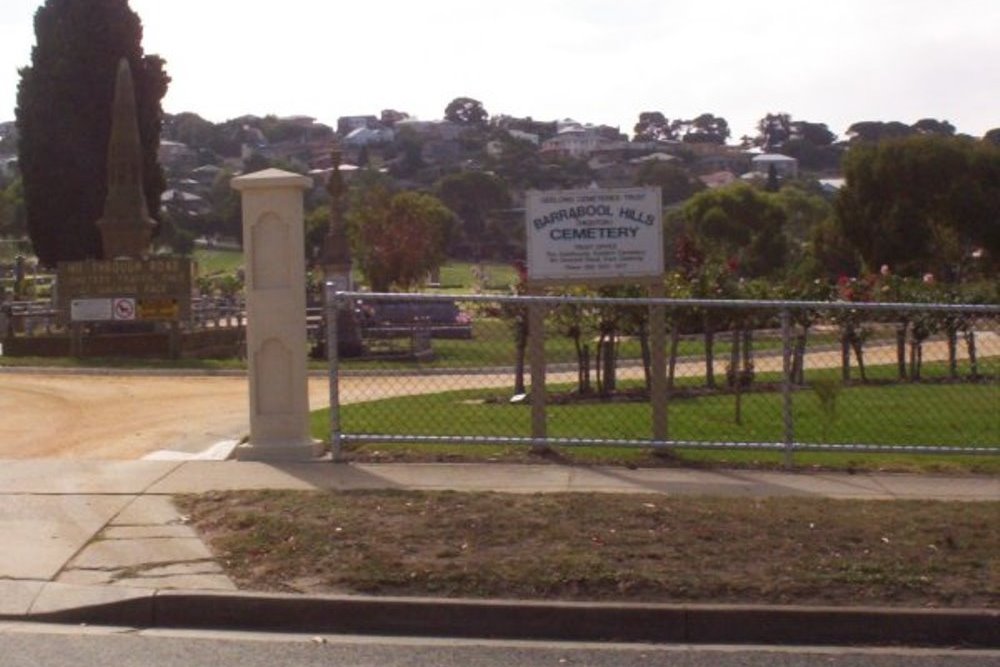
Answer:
[[525, 187, 663, 284]]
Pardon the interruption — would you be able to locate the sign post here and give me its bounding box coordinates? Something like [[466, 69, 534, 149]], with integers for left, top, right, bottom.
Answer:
[[524, 187, 667, 444]]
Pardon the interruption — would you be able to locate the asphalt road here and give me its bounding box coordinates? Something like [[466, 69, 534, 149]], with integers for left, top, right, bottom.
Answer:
[[2, 624, 998, 667]]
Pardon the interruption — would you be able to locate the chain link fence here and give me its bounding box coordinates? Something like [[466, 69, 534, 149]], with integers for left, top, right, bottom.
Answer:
[[324, 291, 999, 466]]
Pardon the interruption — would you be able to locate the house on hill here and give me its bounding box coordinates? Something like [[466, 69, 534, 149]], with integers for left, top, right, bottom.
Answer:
[[750, 153, 798, 179]]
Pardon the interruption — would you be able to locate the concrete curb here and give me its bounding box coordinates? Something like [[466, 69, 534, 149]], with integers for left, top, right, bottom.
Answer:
[[10, 586, 999, 648]]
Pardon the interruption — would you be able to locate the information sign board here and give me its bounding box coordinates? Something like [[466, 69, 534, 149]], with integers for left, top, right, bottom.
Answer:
[[525, 187, 663, 283], [57, 258, 193, 323], [70, 298, 113, 322]]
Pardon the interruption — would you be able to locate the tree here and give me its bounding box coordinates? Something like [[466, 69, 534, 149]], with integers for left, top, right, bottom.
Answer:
[[672, 113, 730, 144], [912, 118, 956, 136], [16, 0, 169, 266], [0, 178, 27, 237], [633, 161, 704, 205], [750, 114, 839, 169], [434, 170, 510, 260], [346, 172, 455, 291], [633, 111, 676, 142], [755, 112, 792, 151], [984, 128, 1000, 146], [845, 120, 915, 144], [444, 97, 488, 126], [162, 112, 216, 151], [681, 183, 789, 278], [835, 135, 1000, 277]]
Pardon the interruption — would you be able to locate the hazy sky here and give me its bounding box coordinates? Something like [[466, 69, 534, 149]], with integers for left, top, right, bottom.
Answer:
[[0, 0, 997, 141]]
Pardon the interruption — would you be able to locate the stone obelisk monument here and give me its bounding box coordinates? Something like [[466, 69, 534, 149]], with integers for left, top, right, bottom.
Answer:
[[96, 58, 154, 259]]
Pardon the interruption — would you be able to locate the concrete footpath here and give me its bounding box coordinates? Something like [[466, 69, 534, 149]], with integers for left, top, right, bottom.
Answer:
[[0, 459, 997, 647]]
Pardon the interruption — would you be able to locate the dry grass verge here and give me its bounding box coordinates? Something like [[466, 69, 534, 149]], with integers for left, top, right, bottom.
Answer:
[[177, 491, 999, 608]]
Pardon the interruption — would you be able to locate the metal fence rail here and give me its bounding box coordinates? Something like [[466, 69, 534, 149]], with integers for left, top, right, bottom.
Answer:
[[325, 290, 1000, 466]]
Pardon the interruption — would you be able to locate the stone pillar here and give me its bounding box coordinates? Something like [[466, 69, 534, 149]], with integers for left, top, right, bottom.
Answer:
[[231, 168, 322, 460]]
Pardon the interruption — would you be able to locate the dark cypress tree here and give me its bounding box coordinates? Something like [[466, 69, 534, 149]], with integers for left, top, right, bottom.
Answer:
[[15, 0, 169, 266]]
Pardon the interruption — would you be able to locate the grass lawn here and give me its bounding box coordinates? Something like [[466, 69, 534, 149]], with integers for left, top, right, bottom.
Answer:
[[319, 376, 999, 473], [177, 490, 999, 608], [192, 247, 243, 277], [433, 261, 518, 292]]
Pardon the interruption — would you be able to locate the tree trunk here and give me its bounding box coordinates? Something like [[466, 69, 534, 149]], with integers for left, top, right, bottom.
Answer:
[[909, 339, 923, 381], [965, 330, 979, 378], [841, 332, 852, 385], [742, 328, 753, 384], [728, 329, 741, 388], [572, 334, 590, 394], [850, 334, 867, 382], [667, 325, 681, 392], [601, 336, 617, 395], [731, 329, 742, 425], [595, 333, 606, 394], [946, 327, 958, 379], [792, 327, 808, 385], [514, 324, 527, 395], [895, 323, 908, 381], [704, 325, 717, 390]]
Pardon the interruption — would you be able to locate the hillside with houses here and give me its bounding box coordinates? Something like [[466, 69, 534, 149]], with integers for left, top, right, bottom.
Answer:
[[2, 101, 996, 289], [140, 104, 854, 258]]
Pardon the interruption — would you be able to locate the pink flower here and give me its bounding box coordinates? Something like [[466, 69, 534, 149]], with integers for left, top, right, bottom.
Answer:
[[923, 273, 935, 284], [880, 264, 890, 276]]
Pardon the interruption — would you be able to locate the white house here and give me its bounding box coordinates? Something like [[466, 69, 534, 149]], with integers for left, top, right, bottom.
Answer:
[[750, 153, 798, 179]]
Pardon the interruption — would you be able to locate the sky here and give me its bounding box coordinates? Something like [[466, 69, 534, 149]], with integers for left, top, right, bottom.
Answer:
[[0, 0, 997, 141]]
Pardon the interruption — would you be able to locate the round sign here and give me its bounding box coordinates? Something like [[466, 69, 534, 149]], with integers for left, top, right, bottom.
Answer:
[[112, 297, 136, 320]]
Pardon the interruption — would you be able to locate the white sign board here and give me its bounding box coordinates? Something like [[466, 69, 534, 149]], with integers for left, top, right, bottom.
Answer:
[[526, 187, 663, 283], [70, 298, 112, 322]]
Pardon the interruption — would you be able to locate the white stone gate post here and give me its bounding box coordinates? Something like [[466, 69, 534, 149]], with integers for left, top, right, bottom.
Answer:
[[231, 168, 322, 460]]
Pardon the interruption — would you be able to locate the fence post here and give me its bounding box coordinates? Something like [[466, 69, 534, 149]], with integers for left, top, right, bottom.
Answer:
[[649, 282, 667, 442], [326, 284, 344, 462], [781, 308, 795, 468], [528, 291, 547, 449]]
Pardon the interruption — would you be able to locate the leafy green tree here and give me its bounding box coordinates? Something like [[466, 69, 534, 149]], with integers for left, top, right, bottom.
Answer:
[[912, 118, 956, 136], [16, 0, 169, 266], [633, 111, 676, 142], [444, 97, 488, 126], [845, 120, 915, 144], [0, 178, 27, 237], [835, 135, 1000, 277], [434, 171, 510, 260], [204, 169, 241, 242], [346, 172, 455, 291], [634, 162, 704, 205], [681, 183, 789, 278], [672, 113, 730, 144], [162, 112, 215, 151]]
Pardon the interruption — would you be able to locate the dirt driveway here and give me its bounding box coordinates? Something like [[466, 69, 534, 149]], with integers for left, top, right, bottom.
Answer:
[[0, 371, 514, 459]]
